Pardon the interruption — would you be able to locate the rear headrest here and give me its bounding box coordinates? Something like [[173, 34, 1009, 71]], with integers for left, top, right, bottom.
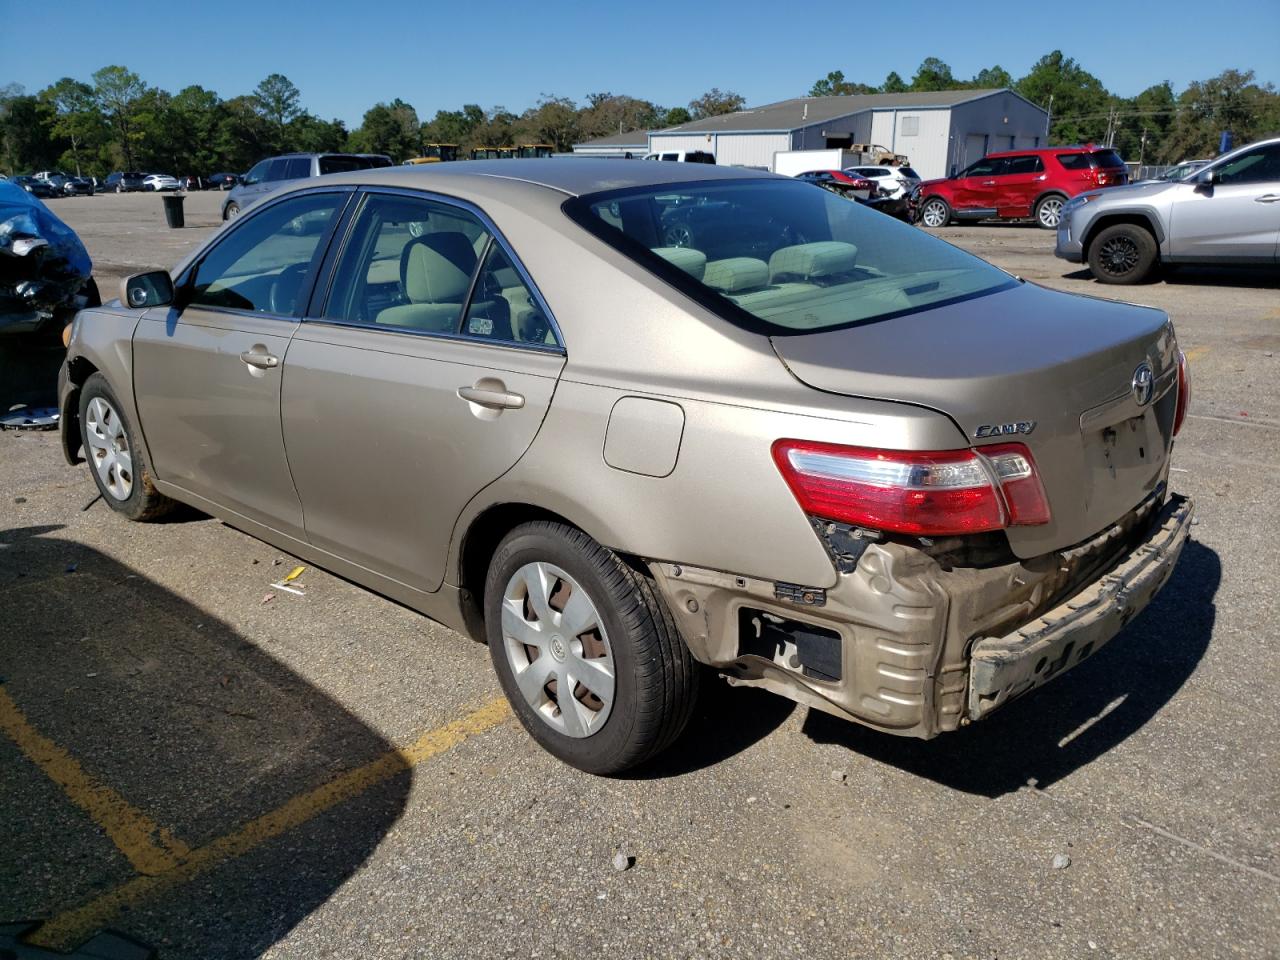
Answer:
[[651, 246, 707, 281], [768, 241, 859, 282], [703, 257, 769, 293], [401, 232, 476, 303]]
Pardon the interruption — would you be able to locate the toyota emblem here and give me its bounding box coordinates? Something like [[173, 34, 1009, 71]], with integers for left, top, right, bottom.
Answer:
[[1131, 362, 1154, 406]]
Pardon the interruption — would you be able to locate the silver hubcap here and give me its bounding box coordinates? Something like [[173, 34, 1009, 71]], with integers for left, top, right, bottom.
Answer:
[[501, 562, 615, 738], [1038, 198, 1063, 227], [922, 201, 947, 227], [84, 396, 133, 501]]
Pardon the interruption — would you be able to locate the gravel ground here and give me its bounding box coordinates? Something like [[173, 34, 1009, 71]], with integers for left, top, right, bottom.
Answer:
[[1, 190, 1277, 959]]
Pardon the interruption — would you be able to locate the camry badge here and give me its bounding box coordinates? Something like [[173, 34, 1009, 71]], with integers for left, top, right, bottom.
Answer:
[[974, 421, 1037, 438], [1131, 362, 1154, 406]]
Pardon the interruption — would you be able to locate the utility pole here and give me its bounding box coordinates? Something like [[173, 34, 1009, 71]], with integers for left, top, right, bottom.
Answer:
[[1138, 127, 1148, 167], [1045, 93, 1054, 142]]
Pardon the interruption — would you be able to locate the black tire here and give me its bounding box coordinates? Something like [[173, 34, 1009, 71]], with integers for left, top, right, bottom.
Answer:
[[484, 521, 699, 774], [919, 196, 952, 228], [78, 373, 177, 521], [1034, 193, 1067, 230], [223, 201, 239, 221], [1087, 223, 1158, 284]]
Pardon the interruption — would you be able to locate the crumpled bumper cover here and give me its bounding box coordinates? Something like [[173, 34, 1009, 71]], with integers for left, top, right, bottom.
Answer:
[[968, 493, 1193, 720]]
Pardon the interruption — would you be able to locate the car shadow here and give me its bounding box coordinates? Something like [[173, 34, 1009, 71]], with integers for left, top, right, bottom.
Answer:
[[621, 674, 797, 780], [1061, 265, 1280, 290], [802, 539, 1219, 798], [0, 524, 408, 958]]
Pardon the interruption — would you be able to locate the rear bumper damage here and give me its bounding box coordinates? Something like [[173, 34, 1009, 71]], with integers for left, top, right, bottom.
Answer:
[[653, 492, 1193, 738]]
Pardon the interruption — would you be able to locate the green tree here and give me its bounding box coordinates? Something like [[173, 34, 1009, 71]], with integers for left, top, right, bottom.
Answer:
[[972, 65, 1013, 89], [910, 58, 959, 92], [289, 114, 347, 153], [578, 93, 663, 140], [351, 99, 421, 159], [661, 106, 692, 127], [1164, 69, 1280, 161], [808, 70, 876, 97], [522, 95, 580, 151], [688, 88, 745, 120], [216, 95, 273, 171], [253, 73, 302, 151], [39, 78, 106, 175], [1016, 51, 1111, 144], [1, 89, 60, 174], [92, 65, 149, 168], [880, 72, 908, 93]]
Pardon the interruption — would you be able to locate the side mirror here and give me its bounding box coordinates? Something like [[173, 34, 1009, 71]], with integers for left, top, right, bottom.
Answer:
[[121, 271, 175, 309], [1195, 168, 1215, 190]]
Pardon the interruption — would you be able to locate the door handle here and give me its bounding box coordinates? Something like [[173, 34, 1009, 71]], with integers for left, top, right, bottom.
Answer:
[[240, 349, 279, 370], [981, 180, 996, 186], [457, 385, 525, 410], [1255, 194, 1280, 203]]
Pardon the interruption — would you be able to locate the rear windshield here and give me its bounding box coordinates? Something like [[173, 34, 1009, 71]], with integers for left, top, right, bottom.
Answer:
[[1057, 150, 1125, 170], [565, 179, 1015, 336], [898, 167, 921, 179]]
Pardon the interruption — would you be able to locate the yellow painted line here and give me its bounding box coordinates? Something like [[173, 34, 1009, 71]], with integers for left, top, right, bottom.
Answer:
[[0, 686, 191, 876], [1184, 346, 1209, 363], [26, 697, 511, 951]]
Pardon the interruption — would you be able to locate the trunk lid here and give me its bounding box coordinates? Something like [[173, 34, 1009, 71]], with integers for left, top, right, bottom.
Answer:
[[770, 282, 1179, 558]]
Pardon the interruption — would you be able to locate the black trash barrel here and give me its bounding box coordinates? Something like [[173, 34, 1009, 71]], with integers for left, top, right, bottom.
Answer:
[[162, 193, 185, 228]]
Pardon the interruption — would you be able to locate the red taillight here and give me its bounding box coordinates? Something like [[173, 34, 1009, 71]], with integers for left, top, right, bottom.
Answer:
[[1174, 349, 1190, 436], [771, 440, 1051, 537]]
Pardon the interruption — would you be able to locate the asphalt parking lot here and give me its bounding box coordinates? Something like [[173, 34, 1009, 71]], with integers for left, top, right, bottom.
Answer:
[[2, 189, 1277, 959]]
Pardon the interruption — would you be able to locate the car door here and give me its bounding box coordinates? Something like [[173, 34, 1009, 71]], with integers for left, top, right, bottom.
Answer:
[[1168, 142, 1280, 262], [236, 159, 273, 207], [280, 190, 566, 592], [996, 155, 1045, 216], [132, 189, 350, 540], [952, 158, 1005, 211]]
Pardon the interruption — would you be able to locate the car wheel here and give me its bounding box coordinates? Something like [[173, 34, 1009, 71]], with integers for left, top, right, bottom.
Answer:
[[484, 521, 699, 774], [1088, 224, 1158, 284], [920, 197, 951, 228], [224, 201, 240, 221], [662, 223, 694, 248], [79, 374, 176, 521], [1034, 194, 1067, 229]]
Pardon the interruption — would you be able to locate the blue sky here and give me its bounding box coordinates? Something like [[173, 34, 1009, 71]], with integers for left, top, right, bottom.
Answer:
[[3, 0, 1277, 126]]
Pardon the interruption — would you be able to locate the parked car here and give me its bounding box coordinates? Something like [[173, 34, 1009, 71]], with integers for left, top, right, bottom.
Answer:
[[178, 175, 203, 191], [1145, 159, 1210, 183], [143, 174, 181, 192], [794, 169, 876, 201], [104, 172, 147, 193], [222, 152, 395, 220], [1057, 136, 1280, 283], [643, 150, 716, 164], [206, 172, 239, 190], [845, 164, 922, 199], [915, 147, 1130, 229], [11, 176, 58, 199], [60, 175, 95, 196], [58, 160, 1193, 774], [1, 179, 98, 337]]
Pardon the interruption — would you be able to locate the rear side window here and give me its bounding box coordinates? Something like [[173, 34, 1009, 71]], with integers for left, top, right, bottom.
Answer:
[[1089, 150, 1125, 169], [1055, 153, 1091, 170], [283, 157, 311, 179], [320, 155, 377, 175], [1005, 156, 1045, 174]]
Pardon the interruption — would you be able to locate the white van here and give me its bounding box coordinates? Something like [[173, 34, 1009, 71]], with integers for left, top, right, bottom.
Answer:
[[643, 150, 716, 164]]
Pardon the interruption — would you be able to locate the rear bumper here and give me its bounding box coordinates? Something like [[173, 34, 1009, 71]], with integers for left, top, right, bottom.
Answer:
[[655, 492, 1193, 738], [969, 493, 1192, 719]]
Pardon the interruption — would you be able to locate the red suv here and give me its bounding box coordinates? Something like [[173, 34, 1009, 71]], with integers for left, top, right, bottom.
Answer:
[[915, 147, 1128, 230]]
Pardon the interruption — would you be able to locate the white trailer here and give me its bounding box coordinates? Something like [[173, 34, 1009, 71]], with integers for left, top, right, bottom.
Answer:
[[772, 149, 861, 176]]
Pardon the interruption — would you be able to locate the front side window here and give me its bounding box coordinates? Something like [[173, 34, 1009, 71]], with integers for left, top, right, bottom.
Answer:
[[188, 192, 342, 315], [567, 179, 1015, 336], [1213, 144, 1280, 185], [963, 158, 1007, 177]]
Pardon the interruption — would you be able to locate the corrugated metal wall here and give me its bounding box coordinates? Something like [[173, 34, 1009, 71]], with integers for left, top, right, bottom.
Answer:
[[885, 109, 953, 180], [646, 132, 792, 169], [948, 92, 1049, 175]]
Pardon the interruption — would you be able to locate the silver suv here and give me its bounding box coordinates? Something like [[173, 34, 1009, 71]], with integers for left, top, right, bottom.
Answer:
[[221, 152, 393, 220], [1056, 136, 1280, 283]]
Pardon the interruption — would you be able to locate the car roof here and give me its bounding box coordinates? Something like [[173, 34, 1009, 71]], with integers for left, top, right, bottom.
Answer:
[[984, 146, 1119, 158], [312, 158, 776, 198]]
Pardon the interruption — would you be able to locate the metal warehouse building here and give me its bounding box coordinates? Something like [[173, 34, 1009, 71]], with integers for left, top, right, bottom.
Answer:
[[569, 130, 651, 159], [646, 88, 1050, 180]]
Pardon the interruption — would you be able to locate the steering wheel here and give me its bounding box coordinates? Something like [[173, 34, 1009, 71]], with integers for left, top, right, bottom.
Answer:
[[268, 263, 309, 315]]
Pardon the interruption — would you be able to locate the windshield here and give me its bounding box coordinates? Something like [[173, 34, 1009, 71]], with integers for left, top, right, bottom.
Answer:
[[566, 179, 1015, 336]]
